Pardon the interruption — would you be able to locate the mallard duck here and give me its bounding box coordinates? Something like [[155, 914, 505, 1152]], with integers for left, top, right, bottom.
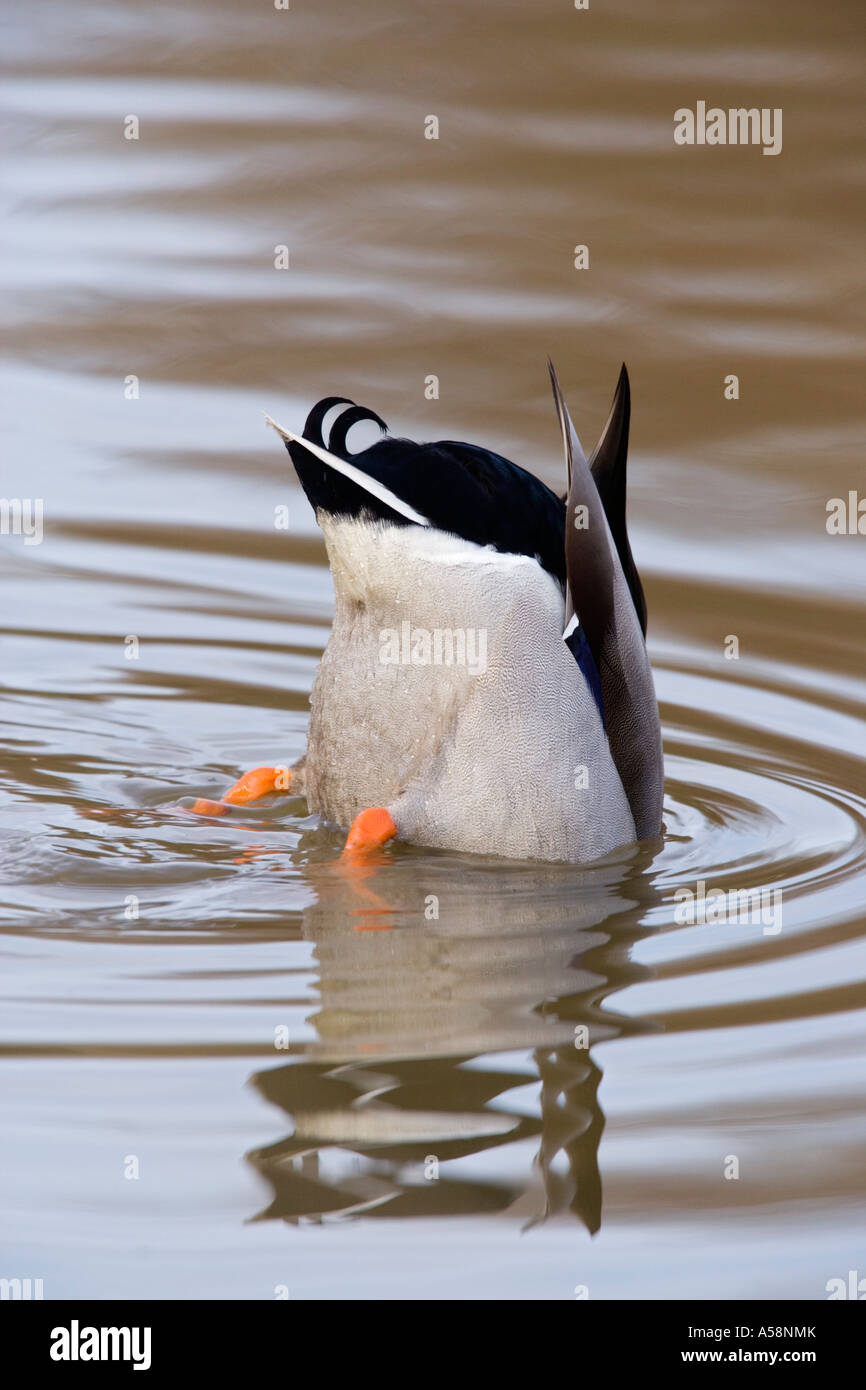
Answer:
[[205, 364, 663, 862]]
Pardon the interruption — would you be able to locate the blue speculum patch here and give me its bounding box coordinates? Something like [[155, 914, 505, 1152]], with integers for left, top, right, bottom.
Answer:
[[565, 621, 605, 730]]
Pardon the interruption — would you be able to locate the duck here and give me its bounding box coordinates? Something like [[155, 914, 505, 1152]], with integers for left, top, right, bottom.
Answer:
[[204, 363, 663, 863]]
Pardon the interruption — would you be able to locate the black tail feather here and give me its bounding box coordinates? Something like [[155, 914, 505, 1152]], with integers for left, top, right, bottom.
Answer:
[[327, 404, 388, 457], [303, 396, 354, 448], [588, 365, 647, 636], [283, 396, 567, 584]]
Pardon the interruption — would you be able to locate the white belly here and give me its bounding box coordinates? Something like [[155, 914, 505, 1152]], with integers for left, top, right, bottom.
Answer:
[[306, 517, 635, 862]]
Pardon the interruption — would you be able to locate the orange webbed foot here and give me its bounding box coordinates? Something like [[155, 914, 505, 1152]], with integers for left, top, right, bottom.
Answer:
[[335, 807, 399, 913], [181, 762, 300, 819], [342, 807, 397, 859], [221, 765, 293, 806]]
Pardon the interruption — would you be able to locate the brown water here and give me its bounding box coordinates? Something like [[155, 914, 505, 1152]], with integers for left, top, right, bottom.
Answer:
[[2, 0, 865, 1299]]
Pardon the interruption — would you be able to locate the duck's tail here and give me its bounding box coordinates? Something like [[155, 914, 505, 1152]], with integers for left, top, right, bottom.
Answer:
[[548, 361, 663, 839]]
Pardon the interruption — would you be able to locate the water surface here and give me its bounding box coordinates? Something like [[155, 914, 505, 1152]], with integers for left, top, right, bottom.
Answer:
[[1, 0, 865, 1299]]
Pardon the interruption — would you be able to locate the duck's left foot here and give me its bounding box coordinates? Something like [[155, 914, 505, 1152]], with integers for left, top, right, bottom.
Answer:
[[221, 765, 294, 805], [342, 807, 397, 857], [189, 758, 305, 817]]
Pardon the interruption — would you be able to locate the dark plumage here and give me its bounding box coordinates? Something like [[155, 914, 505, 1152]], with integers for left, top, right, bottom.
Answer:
[[288, 399, 569, 588], [287, 383, 646, 642]]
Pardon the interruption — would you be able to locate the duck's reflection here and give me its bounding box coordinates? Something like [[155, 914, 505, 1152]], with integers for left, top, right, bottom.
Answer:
[[246, 847, 657, 1234]]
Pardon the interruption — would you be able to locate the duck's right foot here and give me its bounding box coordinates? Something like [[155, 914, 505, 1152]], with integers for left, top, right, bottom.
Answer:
[[341, 807, 397, 858]]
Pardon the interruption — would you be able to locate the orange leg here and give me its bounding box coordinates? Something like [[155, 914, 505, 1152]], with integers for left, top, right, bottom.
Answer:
[[221, 765, 293, 805], [341, 807, 397, 858], [189, 764, 298, 818]]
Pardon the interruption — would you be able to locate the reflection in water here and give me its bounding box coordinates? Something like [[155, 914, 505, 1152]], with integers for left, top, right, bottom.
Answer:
[[247, 848, 658, 1234]]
